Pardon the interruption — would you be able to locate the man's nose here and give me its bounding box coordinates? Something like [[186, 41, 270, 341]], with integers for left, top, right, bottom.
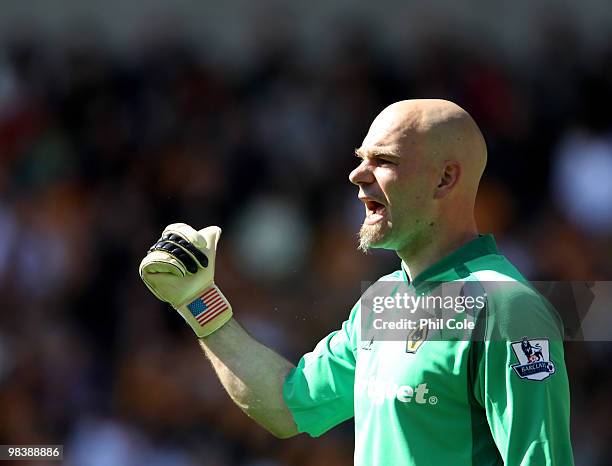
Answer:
[[349, 160, 374, 186]]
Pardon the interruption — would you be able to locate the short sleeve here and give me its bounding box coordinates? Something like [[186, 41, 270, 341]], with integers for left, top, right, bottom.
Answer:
[[283, 303, 359, 437], [474, 287, 575, 465]]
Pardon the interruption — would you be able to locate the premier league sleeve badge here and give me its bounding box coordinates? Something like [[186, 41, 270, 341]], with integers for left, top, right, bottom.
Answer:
[[510, 338, 556, 381]]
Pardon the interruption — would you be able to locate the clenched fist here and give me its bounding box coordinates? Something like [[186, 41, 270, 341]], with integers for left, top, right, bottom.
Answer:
[[139, 223, 232, 337]]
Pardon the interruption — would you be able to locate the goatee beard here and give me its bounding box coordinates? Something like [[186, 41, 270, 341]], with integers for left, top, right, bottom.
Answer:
[[358, 222, 386, 253]]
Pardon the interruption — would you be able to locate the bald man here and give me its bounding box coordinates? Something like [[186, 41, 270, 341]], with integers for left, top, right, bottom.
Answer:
[[140, 100, 574, 465], [352, 99, 487, 273]]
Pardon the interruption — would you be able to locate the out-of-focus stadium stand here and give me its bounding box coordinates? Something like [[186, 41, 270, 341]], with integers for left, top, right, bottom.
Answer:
[[1, 1, 612, 465]]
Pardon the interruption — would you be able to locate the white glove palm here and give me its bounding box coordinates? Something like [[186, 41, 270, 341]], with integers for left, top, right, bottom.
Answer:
[[139, 223, 232, 337]]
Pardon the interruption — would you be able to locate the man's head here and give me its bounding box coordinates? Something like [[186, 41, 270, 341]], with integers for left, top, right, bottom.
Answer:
[[349, 99, 487, 254]]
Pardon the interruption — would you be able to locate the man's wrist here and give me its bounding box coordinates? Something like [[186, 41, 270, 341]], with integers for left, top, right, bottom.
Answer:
[[177, 285, 233, 338]]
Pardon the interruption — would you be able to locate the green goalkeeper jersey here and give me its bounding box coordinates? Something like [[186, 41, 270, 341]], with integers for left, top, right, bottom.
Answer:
[[283, 235, 574, 466]]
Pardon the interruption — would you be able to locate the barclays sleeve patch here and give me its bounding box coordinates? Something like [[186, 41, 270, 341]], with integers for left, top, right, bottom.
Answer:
[[510, 338, 556, 381]]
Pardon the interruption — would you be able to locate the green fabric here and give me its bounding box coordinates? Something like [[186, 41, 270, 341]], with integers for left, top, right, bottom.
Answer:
[[283, 235, 574, 465]]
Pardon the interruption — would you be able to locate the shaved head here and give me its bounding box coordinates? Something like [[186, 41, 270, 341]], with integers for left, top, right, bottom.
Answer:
[[360, 99, 487, 202], [351, 99, 487, 262]]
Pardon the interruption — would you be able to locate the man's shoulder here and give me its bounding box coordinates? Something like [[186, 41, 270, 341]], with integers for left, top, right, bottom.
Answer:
[[464, 250, 524, 281], [464, 255, 564, 339], [461, 250, 533, 293], [376, 269, 405, 282], [356, 269, 406, 312]]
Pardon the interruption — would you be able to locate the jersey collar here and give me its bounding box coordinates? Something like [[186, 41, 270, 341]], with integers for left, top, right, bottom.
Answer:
[[401, 234, 499, 288]]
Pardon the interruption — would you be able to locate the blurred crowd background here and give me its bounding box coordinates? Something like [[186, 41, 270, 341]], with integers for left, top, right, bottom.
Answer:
[[1, 1, 612, 465]]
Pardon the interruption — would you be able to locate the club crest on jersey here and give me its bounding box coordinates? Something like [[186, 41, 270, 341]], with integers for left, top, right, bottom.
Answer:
[[406, 324, 428, 353], [510, 338, 556, 381]]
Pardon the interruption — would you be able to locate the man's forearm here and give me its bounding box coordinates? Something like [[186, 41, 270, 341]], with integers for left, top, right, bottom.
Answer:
[[199, 318, 299, 438]]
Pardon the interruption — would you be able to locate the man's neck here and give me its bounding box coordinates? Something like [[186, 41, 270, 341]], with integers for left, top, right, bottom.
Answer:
[[398, 229, 479, 282]]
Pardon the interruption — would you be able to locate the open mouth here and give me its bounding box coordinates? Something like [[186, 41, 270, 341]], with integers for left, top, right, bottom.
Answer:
[[364, 200, 387, 225]]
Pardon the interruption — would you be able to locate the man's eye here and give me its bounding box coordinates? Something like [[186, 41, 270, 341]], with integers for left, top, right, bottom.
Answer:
[[377, 158, 395, 166]]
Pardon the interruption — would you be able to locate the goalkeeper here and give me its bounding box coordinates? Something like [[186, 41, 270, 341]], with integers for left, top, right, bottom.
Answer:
[[140, 99, 574, 465]]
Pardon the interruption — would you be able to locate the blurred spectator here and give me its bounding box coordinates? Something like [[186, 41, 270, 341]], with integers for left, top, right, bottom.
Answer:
[[552, 128, 612, 234]]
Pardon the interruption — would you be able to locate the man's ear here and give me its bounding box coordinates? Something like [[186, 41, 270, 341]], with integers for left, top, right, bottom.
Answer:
[[434, 161, 461, 199]]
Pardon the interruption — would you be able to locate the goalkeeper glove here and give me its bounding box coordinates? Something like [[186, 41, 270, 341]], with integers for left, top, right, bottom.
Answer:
[[139, 223, 232, 337]]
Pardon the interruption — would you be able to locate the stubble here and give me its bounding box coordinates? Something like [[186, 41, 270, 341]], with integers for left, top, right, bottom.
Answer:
[[358, 222, 387, 253]]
